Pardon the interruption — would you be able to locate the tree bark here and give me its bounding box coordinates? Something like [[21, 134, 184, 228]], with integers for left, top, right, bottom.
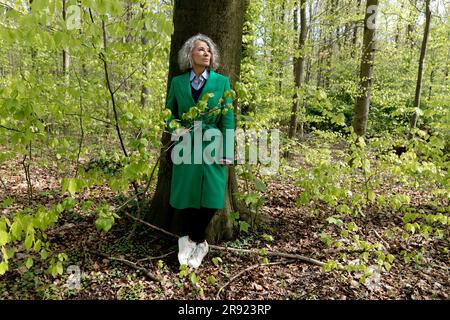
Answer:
[[406, 0, 417, 49], [410, 0, 432, 129], [352, 0, 379, 136], [352, 0, 362, 47], [147, 0, 246, 243], [353, 0, 378, 136], [287, 0, 306, 143], [140, 2, 150, 109], [62, 0, 70, 84]]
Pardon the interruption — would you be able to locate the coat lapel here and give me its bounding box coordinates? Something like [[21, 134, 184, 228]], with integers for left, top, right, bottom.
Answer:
[[182, 71, 196, 107], [182, 69, 218, 106], [199, 69, 217, 102]]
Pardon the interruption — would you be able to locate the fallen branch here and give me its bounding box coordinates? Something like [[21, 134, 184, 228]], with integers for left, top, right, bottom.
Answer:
[[124, 212, 178, 239], [124, 213, 325, 267], [210, 244, 325, 267], [216, 259, 295, 299], [87, 249, 159, 282], [136, 251, 175, 263], [373, 230, 391, 250]]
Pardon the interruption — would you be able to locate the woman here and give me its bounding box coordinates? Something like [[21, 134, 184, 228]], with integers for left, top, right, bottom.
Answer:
[[165, 34, 235, 268]]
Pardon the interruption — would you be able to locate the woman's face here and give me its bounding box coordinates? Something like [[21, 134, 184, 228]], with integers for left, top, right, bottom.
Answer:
[[191, 40, 211, 69]]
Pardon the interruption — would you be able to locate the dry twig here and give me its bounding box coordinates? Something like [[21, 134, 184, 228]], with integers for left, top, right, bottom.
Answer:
[[88, 249, 159, 282]]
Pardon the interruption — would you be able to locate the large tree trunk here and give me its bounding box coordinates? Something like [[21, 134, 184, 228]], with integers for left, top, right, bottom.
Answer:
[[410, 0, 432, 129], [352, 0, 379, 136], [147, 0, 246, 244], [287, 0, 307, 143]]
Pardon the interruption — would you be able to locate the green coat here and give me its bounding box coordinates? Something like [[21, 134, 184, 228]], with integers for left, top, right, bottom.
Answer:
[[165, 69, 235, 209]]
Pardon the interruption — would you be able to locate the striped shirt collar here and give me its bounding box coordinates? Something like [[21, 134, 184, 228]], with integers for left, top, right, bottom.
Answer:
[[190, 69, 209, 82]]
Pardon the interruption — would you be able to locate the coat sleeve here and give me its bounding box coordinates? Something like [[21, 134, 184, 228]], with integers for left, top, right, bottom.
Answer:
[[220, 77, 235, 163], [165, 79, 178, 134]]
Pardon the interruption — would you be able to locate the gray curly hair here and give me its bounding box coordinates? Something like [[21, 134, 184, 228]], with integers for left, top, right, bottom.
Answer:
[[178, 34, 220, 72]]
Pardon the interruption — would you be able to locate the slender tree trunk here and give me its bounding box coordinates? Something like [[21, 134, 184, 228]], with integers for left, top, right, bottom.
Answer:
[[352, 0, 362, 57], [277, 0, 286, 94], [410, 0, 432, 129], [147, 0, 246, 243], [406, 0, 417, 48], [288, 0, 306, 143], [140, 2, 149, 108], [240, 0, 255, 116], [62, 0, 70, 84], [352, 0, 379, 136], [323, 0, 335, 89], [394, 0, 405, 46], [427, 68, 435, 101]]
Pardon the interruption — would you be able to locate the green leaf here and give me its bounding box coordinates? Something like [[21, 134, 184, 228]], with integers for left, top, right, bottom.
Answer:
[[238, 221, 250, 233], [56, 261, 63, 275], [124, 112, 134, 120], [68, 179, 78, 197], [33, 239, 42, 252], [1, 197, 14, 208], [332, 113, 346, 126], [40, 249, 49, 260], [49, 263, 57, 278], [25, 257, 33, 269], [321, 231, 334, 246], [0, 261, 8, 275], [261, 233, 274, 242], [212, 257, 222, 266], [95, 216, 115, 232], [387, 254, 395, 263], [255, 179, 267, 192], [326, 216, 343, 226], [0, 230, 9, 246], [81, 201, 94, 212], [228, 211, 239, 222], [207, 275, 217, 285], [297, 192, 311, 205], [244, 192, 259, 206], [189, 272, 198, 285], [10, 220, 23, 240], [58, 253, 68, 262], [62, 197, 76, 210], [24, 233, 34, 250], [31, 0, 47, 11]]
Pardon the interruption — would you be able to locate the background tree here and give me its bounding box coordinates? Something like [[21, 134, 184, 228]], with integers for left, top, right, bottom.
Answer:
[[287, 0, 307, 144], [352, 0, 379, 136], [410, 0, 432, 129]]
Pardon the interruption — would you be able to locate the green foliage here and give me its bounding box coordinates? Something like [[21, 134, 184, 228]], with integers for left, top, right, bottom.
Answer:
[[0, 199, 73, 276], [95, 203, 120, 233], [296, 128, 448, 278]]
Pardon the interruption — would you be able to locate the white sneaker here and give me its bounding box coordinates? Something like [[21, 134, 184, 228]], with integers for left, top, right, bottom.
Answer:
[[187, 241, 209, 269], [178, 236, 197, 265]]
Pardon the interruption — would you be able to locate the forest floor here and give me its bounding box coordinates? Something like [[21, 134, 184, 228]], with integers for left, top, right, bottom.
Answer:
[[0, 147, 448, 300]]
